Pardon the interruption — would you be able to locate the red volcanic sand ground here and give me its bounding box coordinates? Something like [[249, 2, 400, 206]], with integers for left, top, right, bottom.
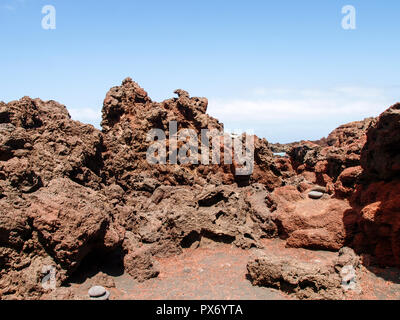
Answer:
[[115, 246, 287, 300], [67, 239, 400, 300]]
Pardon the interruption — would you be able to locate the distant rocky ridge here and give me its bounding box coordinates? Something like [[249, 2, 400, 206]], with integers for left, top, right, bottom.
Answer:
[[0, 78, 399, 300]]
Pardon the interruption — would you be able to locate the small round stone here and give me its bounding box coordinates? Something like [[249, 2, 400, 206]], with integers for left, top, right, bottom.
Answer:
[[308, 191, 323, 199], [90, 290, 110, 300], [88, 285, 106, 298], [311, 186, 327, 193]]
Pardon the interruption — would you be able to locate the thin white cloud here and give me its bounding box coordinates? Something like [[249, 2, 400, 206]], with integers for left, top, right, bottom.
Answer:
[[333, 86, 384, 99], [210, 86, 396, 121], [252, 86, 385, 99], [64, 86, 397, 143], [208, 86, 398, 142], [209, 98, 385, 121]]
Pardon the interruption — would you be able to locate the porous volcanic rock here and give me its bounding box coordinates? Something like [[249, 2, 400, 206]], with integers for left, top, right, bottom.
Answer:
[[0, 80, 284, 299], [361, 103, 400, 181], [0, 97, 104, 190], [1, 79, 399, 300], [265, 117, 377, 252], [0, 98, 120, 299], [287, 118, 374, 194], [247, 246, 360, 300], [120, 183, 277, 262], [28, 178, 123, 270], [269, 185, 357, 251], [101, 78, 282, 190], [348, 104, 400, 266]]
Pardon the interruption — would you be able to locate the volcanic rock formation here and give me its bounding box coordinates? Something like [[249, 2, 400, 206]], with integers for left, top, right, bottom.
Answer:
[[350, 104, 400, 266], [0, 79, 399, 300], [247, 246, 360, 300]]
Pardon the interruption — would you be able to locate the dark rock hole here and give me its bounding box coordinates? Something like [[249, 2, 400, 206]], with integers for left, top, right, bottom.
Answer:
[[66, 247, 125, 286], [180, 230, 235, 248]]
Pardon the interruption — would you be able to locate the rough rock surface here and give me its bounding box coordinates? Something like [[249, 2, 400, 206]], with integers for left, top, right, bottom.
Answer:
[[118, 182, 278, 278], [101, 78, 283, 190], [28, 178, 123, 271], [361, 104, 400, 181], [0, 80, 280, 299], [274, 104, 400, 267], [348, 104, 400, 266], [1, 79, 400, 300], [269, 185, 356, 251], [266, 116, 379, 255], [0, 98, 124, 299], [247, 246, 360, 300], [287, 118, 374, 193]]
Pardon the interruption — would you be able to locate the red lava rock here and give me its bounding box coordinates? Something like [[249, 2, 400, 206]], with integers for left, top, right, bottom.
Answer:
[[101, 78, 283, 190], [28, 178, 123, 270], [1, 80, 400, 300], [246, 241, 361, 300], [350, 180, 400, 266], [271, 189, 353, 250], [361, 103, 400, 180], [334, 166, 363, 198], [0, 97, 112, 299], [287, 118, 373, 190], [346, 104, 400, 267]]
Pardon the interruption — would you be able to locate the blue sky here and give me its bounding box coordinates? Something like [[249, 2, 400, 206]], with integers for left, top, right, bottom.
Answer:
[[1, 0, 399, 143]]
